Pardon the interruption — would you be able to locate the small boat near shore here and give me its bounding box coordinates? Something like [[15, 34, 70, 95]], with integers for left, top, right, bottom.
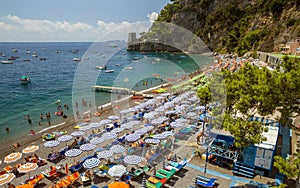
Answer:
[[1, 60, 13, 64], [95, 66, 106, 70], [20, 75, 30, 84], [73, 58, 81, 61], [105, 69, 114, 73]]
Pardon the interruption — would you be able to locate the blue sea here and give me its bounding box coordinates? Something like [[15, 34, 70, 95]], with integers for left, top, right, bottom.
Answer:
[[0, 42, 212, 146]]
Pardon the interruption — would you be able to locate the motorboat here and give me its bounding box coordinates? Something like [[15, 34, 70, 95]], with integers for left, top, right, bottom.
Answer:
[[124, 66, 133, 70], [105, 69, 114, 73], [20, 75, 30, 84], [12, 48, 18, 52], [73, 58, 81, 61], [1, 60, 13, 64], [40, 57, 47, 60], [95, 66, 106, 70]]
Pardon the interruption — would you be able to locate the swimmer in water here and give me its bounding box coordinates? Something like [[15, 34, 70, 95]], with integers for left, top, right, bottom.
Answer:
[[5, 127, 10, 132]]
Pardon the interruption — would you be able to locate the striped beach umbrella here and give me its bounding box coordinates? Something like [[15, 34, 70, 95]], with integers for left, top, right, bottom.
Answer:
[[125, 134, 140, 142], [186, 112, 197, 118], [161, 93, 171, 97], [135, 128, 148, 135], [99, 119, 111, 125], [121, 123, 133, 130], [71, 131, 84, 136], [90, 137, 105, 145], [143, 113, 155, 120], [44, 140, 60, 148], [154, 106, 164, 112], [145, 138, 160, 144], [22, 145, 39, 154], [196, 105, 206, 111], [111, 127, 124, 134], [162, 131, 173, 137], [110, 145, 126, 154], [80, 143, 96, 151], [97, 150, 113, 159], [4, 152, 22, 163], [108, 165, 127, 178], [18, 163, 38, 174], [89, 122, 101, 128], [101, 132, 117, 141], [108, 116, 119, 120], [123, 155, 142, 165], [170, 121, 184, 128], [83, 158, 100, 169], [0, 173, 16, 186], [153, 134, 166, 139], [65, 149, 82, 157], [58, 135, 73, 142], [176, 118, 188, 124], [79, 125, 91, 131]]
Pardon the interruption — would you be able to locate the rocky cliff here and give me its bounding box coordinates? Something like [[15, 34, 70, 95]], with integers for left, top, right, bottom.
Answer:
[[149, 0, 300, 55]]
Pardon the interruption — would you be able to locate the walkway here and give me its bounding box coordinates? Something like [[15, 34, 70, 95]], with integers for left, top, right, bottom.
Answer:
[[186, 163, 269, 187]]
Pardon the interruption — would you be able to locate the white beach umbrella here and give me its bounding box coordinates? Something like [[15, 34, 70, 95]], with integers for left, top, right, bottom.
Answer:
[[58, 135, 73, 142], [97, 150, 113, 159], [4, 152, 22, 164], [161, 93, 171, 97], [89, 122, 101, 128], [164, 101, 174, 109], [83, 158, 101, 169], [18, 163, 38, 174], [144, 138, 160, 144], [44, 140, 60, 148], [22, 145, 39, 154], [110, 145, 126, 154], [153, 134, 166, 139], [108, 165, 127, 177], [90, 137, 105, 145], [80, 143, 96, 151], [99, 119, 111, 125], [155, 106, 164, 112], [143, 113, 155, 120], [111, 127, 124, 134], [108, 116, 119, 120], [101, 132, 117, 141], [121, 123, 133, 130], [124, 155, 143, 165], [65, 149, 82, 157], [71, 131, 84, 137], [186, 112, 197, 118], [176, 118, 188, 124], [162, 131, 173, 137], [170, 121, 184, 128], [125, 134, 140, 142], [120, 109, 129, 114], [79, 125, 91, 131]]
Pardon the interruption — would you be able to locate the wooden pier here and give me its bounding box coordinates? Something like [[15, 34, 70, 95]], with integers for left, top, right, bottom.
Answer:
[[92, 85, 141, 95]]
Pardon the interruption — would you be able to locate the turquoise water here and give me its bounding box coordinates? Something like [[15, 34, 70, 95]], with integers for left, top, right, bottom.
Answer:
[[0, 42, 212, 146]]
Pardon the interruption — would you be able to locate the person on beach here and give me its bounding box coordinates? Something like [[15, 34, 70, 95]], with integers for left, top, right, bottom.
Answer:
[[40, 113, 43, 120], [28, 116, 32, 124], [38, 122, 42, 126], [48, 121, 51, 125]]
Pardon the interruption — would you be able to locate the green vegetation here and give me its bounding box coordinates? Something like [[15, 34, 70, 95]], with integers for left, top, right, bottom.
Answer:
[[155, 0, 300, 55], [197, 56, 300, 148]]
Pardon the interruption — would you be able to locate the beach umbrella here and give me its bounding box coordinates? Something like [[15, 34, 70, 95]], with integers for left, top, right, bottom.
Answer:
[[22, 145, 39, 154], [145, 138, 160, 144], [144, 125, 154, 131], [125, 133, 140, 142], [176, 118, 188, 124], [97, 150, 113, 159], [18, 163, 38, 175], [120, 109, 129, 114], [161, 93, 171, 97], [108, 181, 129, 188], [65, 149, 82, 158], [170, 121, 184, 128], [0, 173, 16, 186], [143, 113, 155, 120], [110, 145, 126, 154], [43, 140, 60, 148], [196, 105, 206, 111], [99, 119, 111, 125], [79, 125, 91, 131], [71, 131, 84, 137], [58, 135, 73, 142], [121, 123, 133, 130], [153, 134, 166, 139], [4, 152, 22, 163], [111, 127, 124, 134], [90, 137, 105, 145], [181, 101, 192, 105], [80, 143, 96, 151], [164, 101, 174, 109], [108, 115, 119, 120], [89, 122, 101, 129], [101, 132, 117, 141], [124, 155, 143, 165], [82, 158, 100, 169], [186, 112, 197, 118], [155, 106, 164, 112], [135, 128, 148, 135], [128, 107, 138, 112], [162, 131, 173, 137], [108, 165, 127, 177]]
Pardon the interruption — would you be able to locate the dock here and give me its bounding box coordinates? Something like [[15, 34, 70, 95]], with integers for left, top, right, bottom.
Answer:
[[93, 85, 142, 95]]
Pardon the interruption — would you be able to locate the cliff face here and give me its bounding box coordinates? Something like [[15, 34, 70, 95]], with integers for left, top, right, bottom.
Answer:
[[155, 0, 300, 55]]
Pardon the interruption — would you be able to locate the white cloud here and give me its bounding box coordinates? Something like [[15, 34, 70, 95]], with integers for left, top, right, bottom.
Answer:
[[0, 15, 151, 42], [147, 12, 158, 23]]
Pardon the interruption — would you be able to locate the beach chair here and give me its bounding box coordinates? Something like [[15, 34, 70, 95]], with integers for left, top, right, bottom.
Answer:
[[155, 172, 171, 180], [158, 168, 176, 177], [196, 179, 215, 187], [146, 180, 163, 188], [65, 172, 80, 184]]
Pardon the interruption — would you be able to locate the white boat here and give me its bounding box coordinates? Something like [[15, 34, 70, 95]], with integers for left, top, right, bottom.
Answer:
[[32, 54, 38, 57], [124, 66, 133, 70], [12, 48, 18, 52], [2, 53, 7, 57], [1, 60, 13, 64], [73, 58, 81, 61], [133, 57, 139, 60], [26, 50, 31, 54], [105, 69, 114, 73], [20, 75, 30, 84], [95, 66, 106, 70]]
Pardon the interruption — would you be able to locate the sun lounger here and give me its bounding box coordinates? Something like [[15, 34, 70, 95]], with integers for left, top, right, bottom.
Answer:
[[134, 168, 144, 176], [27, 174, 45, 186], [155, 172, 171, 180], [65, 172, 80, 184], [146, 180, 163, 188], [197, 175, 216, 183], [196, 179, 215, 187], [158, 168, 176, 177]]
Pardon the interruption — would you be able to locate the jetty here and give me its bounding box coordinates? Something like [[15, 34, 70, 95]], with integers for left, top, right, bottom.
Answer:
[[93, 85, 141, 95]]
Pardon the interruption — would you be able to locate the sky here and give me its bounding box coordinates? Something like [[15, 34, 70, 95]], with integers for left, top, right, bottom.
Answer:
[[0, 0, 170, 42]]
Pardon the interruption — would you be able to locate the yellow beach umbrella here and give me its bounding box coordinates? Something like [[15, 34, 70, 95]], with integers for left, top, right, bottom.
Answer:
[[22, 145, 39, 154], [4, 152, 22, 163], [108, 181, 129, 188], [0, 173, 16, 186]]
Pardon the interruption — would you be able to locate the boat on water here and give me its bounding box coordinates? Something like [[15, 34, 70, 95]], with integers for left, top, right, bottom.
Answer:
[[124, 66, 133, 70], [12, 48, 18, 52], [95, 66, 106, 70], [105, 69, 114, 73], [40, 57, 47, 60], [1, 60, 13, 64], [20, 75, 30, 84], [73, 58, 81, 61]]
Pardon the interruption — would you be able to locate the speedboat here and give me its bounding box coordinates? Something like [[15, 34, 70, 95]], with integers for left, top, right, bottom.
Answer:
[[73, 58, 81, 61], [105, 69, 114, 73], [1, 60, 13, 64], [95, 66, 106, 70], [20, 75, 30, 84]]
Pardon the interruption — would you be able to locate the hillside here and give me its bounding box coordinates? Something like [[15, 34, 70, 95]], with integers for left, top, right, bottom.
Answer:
[[154, 0, 300, 55]]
